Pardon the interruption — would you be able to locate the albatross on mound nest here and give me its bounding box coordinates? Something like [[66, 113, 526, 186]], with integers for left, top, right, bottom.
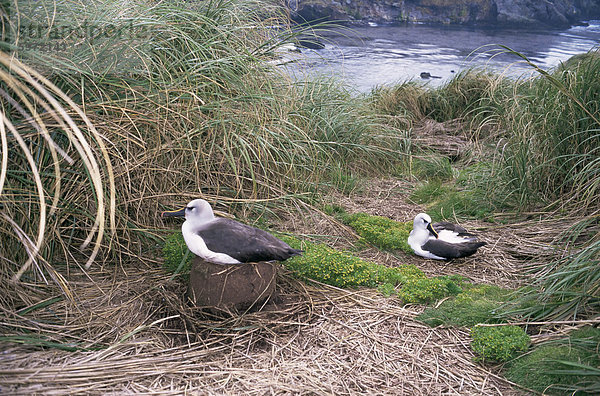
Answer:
[[408, 213, 486, 260], [161, 199, 302, 264]]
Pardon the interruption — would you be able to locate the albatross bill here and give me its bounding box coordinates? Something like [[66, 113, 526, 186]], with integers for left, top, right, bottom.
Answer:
[[408, 213, 486, 260], [162, 199, 302, 264]]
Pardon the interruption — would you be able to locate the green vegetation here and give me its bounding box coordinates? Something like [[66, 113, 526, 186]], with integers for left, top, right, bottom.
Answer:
[[369, 70, 505, 132], [397, 275, 463, 304], [162, 232, 193, 281], [1, 0, 406, 296], [418, 284, 511, 327], [340, 213, 413, 253], [283, 239, 384, 288], [490, 47, 600, 211], [282, 237, 462, 303], [409, 156, 454, 182], [161, 231, 462, 304], [418, 284, 529, 364], [410, 181, 494, 221], [470, 325, 530, 363], [507, 240, 600, 322], [2, 0, 600, 393], [506, 328, 600, 394], [426, 70, 503, 125], [379, 55, 599, 391]]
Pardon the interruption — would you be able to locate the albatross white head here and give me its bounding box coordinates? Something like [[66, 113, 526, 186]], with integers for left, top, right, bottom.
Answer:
[[408, 213, 440, 257], [162, 198, 215, 224], [411, 213, 438, 239], [161, 199, 240, 264]]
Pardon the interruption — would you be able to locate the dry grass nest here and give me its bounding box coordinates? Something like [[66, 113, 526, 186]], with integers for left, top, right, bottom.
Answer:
[[309, 177, 567, 290]]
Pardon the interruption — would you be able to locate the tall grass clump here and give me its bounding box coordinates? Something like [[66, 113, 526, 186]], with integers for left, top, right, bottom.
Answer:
[[506, 327, 600, 395], [0, 0, 408, 309], [505, 219, 600, 322], [427, 70, 506, 129], [368, 81, 429, 122], [369, 70, 506, 132], [0, 50, 115, 303], [486, 49, 600, 327], [494, 48, 600, 211], [32, 0, 402, 201]]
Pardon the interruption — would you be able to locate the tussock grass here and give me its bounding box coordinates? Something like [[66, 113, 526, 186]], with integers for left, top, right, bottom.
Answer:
[[369, 70, 506, 136], [506, 339, 600, 394], [427, 70, 506, 129], [369, 81, 429, 122], [0, 52, 114, 303], [482, 48, 600, 334], [0, 0, 407, 308], [2, 2, 599, 393], [494, 47, 600, 212], [507, 219, 600, 322]]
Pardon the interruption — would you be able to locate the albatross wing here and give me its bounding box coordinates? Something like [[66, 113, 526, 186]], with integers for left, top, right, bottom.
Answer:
[[197, 218, 302, 263], [422, 239, 487, 260]]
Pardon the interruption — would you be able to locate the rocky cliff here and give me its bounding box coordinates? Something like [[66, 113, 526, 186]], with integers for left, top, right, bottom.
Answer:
[[290, 0, 600, 27]]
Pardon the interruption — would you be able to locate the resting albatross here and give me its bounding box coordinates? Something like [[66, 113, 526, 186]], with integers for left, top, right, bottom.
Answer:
[[408, 213, 486, 260], [161, 199, 302, 264]]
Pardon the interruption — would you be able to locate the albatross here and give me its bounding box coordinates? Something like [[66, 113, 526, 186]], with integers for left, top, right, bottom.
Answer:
[[408, 213, 486, 260], [161, 199, 302, 264]]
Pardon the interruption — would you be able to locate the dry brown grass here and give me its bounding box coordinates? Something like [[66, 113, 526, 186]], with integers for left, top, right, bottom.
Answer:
[[411, 119, 471, 159], [297, 177, 554, 290], [0, 263, 521, 395]]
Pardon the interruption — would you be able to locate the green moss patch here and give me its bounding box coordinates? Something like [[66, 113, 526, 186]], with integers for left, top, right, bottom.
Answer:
[[162, 232, 193, 281], [163, 230, 463, 305], [398, 276, 463, 304], [470, 325, 530, 363], [418, 284, 511, 327], [341, 212, 413, 253], [283, 239, 383, 288], [284, 237, 462, 304]]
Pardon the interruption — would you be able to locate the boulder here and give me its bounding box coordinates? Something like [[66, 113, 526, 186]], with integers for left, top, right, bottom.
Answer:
[[495, 0, 571, 26], [289, 0, 600, 27], [188, 257, 277, 314]]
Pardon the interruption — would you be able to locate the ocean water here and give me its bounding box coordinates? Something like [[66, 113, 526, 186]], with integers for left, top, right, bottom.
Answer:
[[282, 20, 600, 93]]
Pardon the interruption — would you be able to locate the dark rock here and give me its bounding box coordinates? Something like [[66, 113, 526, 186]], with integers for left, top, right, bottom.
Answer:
[[297, 37, 326, 49], [420, 72, 441, 79], [288, 0, 600, 27], [291, 1, 351, 24], [495, 0, 570, 26]]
